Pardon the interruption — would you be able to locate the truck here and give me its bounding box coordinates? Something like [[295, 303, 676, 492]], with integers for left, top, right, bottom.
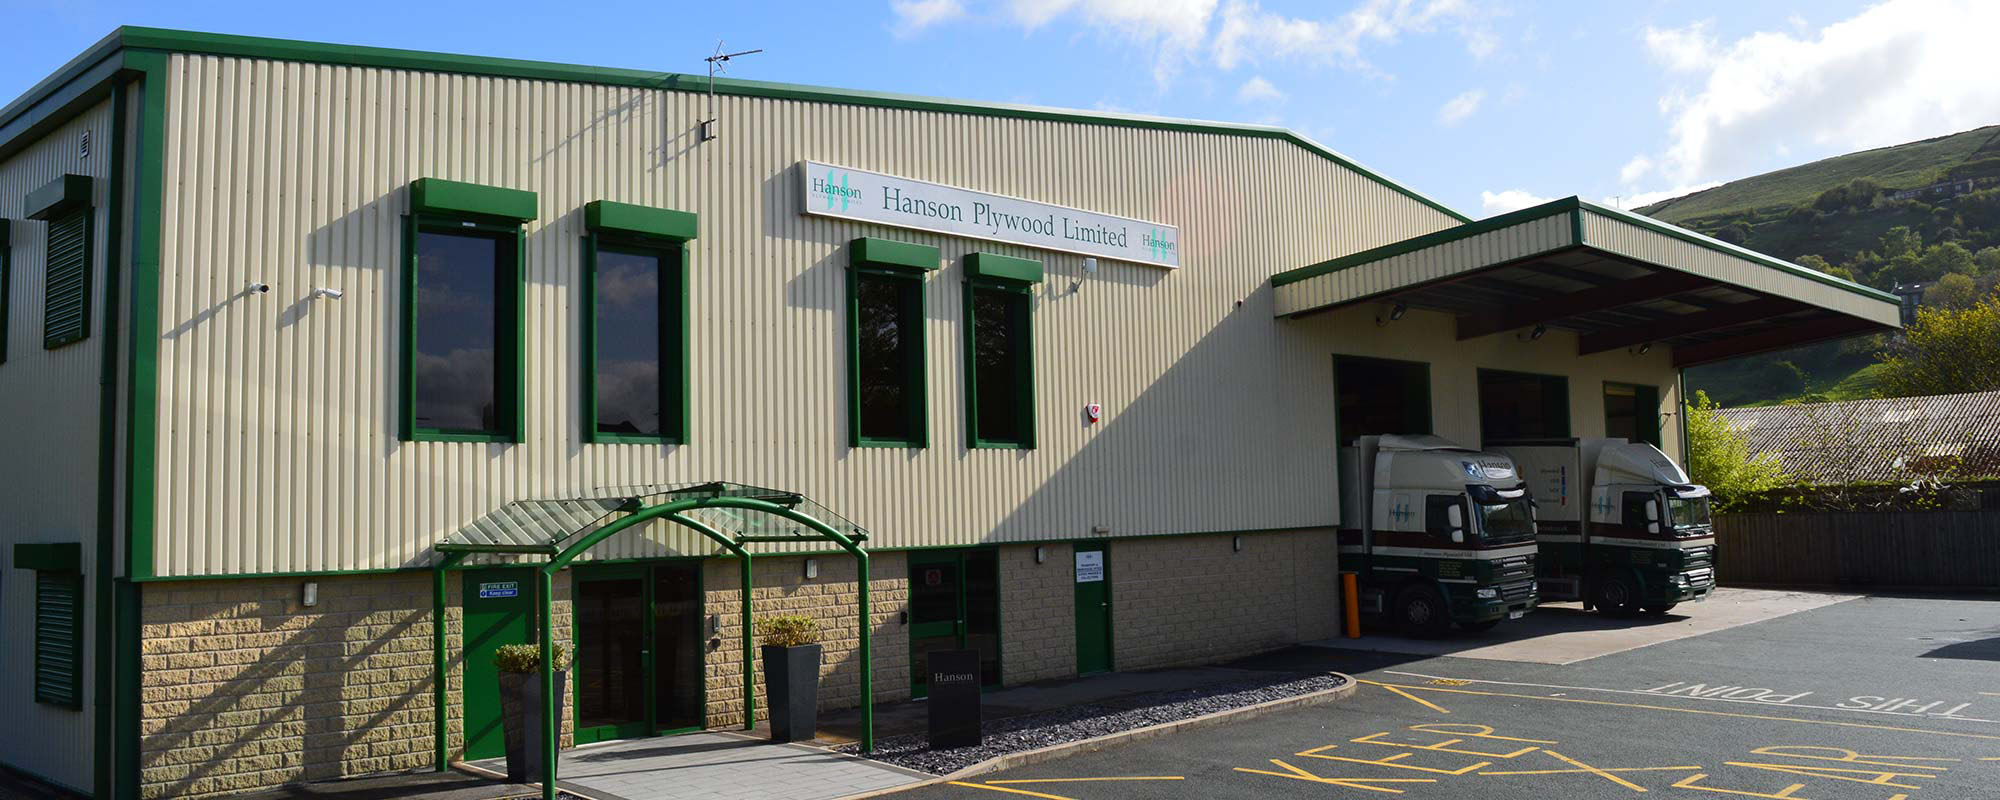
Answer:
[[1339, 434, 1540, 637], [1488, 438, 1716, 616]]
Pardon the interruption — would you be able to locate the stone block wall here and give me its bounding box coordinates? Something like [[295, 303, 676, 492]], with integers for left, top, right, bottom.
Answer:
[[702, 553, 910, 727], [998, 542, 1076, 684], [1108, 531, 1339, 671]]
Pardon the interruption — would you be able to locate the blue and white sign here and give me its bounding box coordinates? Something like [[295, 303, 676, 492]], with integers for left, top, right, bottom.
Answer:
[[799, 160, 1182, 268], [478, 581, 519, 599]]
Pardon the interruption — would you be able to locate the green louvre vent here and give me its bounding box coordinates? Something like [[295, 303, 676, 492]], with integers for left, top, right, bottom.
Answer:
[[35, 569, 84, 709], [42, 208, 90, 349]]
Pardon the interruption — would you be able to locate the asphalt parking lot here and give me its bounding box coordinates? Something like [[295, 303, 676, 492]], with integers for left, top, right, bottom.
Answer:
[[895, 592, 2000, 799]]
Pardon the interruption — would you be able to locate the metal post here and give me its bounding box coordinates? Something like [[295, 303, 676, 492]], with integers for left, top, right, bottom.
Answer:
[[740, 550, 754, 730], [538, 569, 558, 800], [857, 550, 873, 753], [431, 563, 448, 770]]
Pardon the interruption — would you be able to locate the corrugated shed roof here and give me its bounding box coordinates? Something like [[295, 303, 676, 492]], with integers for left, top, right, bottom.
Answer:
[[1717, 390, 2000, 484]]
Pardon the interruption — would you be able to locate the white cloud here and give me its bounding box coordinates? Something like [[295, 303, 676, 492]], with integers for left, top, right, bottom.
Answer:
[[1235, 75, 1285, 103], [1618, 155, 1653, 184], [1480, 189, 1553, 216], [1634, 0, 2000, 186], [1213, 0, 1488, 75], [1002, 0, 1221, 85], [1436, 88, 1484, 126], [892, 0, 968, 34], [1605, 182, 1723, 210]]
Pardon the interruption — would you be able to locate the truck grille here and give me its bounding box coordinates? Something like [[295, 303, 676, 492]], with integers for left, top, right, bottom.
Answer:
[[1683, 567, 1715, 589], [1683, 544, 1716, 571], [1493, 554, 1536, 584], [1499, 578, 1537, 602]]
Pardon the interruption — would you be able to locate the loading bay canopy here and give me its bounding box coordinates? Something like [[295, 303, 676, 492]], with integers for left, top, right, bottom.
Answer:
[[1272, 197, 1903, 367], [431, 481, 876, 800]]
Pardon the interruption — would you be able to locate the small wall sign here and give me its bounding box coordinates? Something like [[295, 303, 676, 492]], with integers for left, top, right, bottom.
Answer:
[[1075, 551, 1104, 583], [478, 581, 519, 599]]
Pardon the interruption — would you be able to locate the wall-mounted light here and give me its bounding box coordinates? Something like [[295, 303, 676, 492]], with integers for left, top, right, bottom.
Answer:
[[1090, 525, 1111, 536], [1530, 324, 1547, 341], [804, 559, 818, 580], [1636, 342, 1653, 355], [1376, 302, 1409, 327], [1034, 545, 1047, 564], [301, 581, 319, 608], [1232, 536, 1244, 553]]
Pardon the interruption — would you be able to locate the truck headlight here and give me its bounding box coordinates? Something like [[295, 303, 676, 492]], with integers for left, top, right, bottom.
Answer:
[[1476, 588, 1498, 599]]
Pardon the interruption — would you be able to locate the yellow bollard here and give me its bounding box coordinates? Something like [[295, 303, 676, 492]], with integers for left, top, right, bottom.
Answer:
[[1342, 572, 1361, 638]]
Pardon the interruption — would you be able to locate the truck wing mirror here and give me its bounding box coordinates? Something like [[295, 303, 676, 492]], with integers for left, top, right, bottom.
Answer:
[[1446, 504, 1466, 543], [1645, 498, 1661, 534]]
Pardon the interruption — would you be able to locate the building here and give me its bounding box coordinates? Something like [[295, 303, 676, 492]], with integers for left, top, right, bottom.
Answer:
[[0, 27, 1902, 800], [1719, 390, 2000, 484]]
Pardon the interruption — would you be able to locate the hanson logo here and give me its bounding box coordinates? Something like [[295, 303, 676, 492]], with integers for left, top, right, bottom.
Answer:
[[1143, 227, 1177, 262], [810, 170, 864, 211]]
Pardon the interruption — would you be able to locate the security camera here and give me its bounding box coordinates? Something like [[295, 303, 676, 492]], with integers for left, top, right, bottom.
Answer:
[[312, 288, 345, 300], [247, 282, 270, 294]]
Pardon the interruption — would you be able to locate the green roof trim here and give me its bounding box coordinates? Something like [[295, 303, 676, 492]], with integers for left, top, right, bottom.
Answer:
[[851, 237, 939, 272], [25, 174, 92, 221], [14, 542, 82, 572], [408, 177, 536, 222], [1271, 195, 1900, 307], [965, 252, 1043, 284], [1, 218, 10, 246], [0, 27, 1470, 225], [585, 200, 697, 241]]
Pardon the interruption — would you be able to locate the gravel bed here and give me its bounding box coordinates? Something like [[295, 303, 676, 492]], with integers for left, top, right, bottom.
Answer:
[[841, 672, 1346, 775]]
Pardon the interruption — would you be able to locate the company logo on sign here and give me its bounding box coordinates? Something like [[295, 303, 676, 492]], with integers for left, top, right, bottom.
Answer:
[[810, 169, 863, 211], [1144, 227, 1176, 261]]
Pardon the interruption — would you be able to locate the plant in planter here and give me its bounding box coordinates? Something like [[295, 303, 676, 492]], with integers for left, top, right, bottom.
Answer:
[[760, 615, 821, 743], [494, 642, 573, 783]]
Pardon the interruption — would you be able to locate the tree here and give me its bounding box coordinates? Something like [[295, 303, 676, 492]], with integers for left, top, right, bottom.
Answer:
[[1684, 390, 1789, 509], [1759, 360, 1809, 395], [1918, 242, 1975, 277], [1795, 254, 1833, 273], [1975, 246, 2000, 275], [1923, 273, 1979, 309], [1825, 265, 1858, 282], [1879, 226, 1923, 261], [1874, 296, 2000, 397]]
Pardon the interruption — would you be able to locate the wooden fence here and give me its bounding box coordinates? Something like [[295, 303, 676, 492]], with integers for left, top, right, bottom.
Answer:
[[1715, 512, 2000, 590]]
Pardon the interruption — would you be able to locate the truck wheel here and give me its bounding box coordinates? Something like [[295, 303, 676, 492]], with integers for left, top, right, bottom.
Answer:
[[1594, 572, 1640, 617], [1641, 603, 1678, 616], [1394, 585, 1453, 638], [1458, 620, 1500, 634]]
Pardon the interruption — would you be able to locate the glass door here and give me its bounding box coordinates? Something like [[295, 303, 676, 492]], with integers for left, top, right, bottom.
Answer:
[[653, 563, 705, 733], [574, 566, 650, 744], [908, 549, 1001, 697]]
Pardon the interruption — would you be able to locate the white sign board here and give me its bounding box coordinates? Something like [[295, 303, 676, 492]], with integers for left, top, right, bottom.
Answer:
[[798, 161, 1181, 268], [1074, 551, 1105, 583]]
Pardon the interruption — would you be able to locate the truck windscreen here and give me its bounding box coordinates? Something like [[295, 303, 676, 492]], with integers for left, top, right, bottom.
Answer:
[[1477, 499, 1535, 540], [1668, 496, 1711, 530]]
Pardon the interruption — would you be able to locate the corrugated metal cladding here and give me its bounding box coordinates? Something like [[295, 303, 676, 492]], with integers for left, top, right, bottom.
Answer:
[[1274, 212, 1574, 316], [1719, 390, 2000, 484], [0, 98, 113, 791], [150, 53, 1462, 577], [1579, 210, 1900, 327]]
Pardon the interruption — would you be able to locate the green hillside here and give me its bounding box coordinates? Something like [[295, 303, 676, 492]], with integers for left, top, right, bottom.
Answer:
[[1648, 125, 2000, 408]]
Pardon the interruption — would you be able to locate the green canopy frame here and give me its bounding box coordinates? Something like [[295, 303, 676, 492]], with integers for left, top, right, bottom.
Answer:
[[429, 482, 874, 800]]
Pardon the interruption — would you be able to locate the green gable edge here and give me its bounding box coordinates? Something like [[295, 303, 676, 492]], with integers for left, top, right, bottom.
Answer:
[[14, 542, 82, 572], [409, 177, 536, 222], [25, 173, 92, 220], [966, 252, 1043, 284], [852, 237, 939, 271], [586, 200, 697, 241], [0, 27, 1470, 225]]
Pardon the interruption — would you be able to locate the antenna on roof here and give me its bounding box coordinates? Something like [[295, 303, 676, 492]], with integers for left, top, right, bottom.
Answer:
[[702, 41, 764, 142]]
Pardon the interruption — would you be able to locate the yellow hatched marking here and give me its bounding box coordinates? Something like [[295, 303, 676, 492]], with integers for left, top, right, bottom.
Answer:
[[1541, 749, 1651, 792], [1671, 773, 1811, 798], [1750, 745, 1957, 767], [1233, 759, 1437, 793], [1361, 679, 1451, 714], [1408, 723, 1557, 744], [1351, 730, 1538, 758], [1725, 761, 1935, 789], [945, 781, 1074, 800], [985, 777, 1185, 784], [1482, 765, 1701, 776]]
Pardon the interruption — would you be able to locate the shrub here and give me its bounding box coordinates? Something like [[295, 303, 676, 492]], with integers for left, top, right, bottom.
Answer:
[[494, 642, 573, 673], [759, 615, 819, 647], [1685, 390, 1790, 510]]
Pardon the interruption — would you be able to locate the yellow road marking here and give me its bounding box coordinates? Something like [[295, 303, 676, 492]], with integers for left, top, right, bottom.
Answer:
[[945, 781, 1075, 800], [1980, 692, 2000, 697], [1408, 723, 1557, 744], [1726, 761, 1934, 789], [1538, 750, 1657, 792], [1366, 681, 2000, 742], [1482, 765, 1701, 776], [1361, 679, 1451, 714], [985, 777, 1185, 784], [1429, 678, 1472, 686], [1672, 773, 1809, 798], [1749, 745, 1958, 767], [1233, 758, 1437, 793]]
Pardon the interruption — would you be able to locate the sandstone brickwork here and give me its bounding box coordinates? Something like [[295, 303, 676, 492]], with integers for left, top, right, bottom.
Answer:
[[998, 542, 1076, 684], [702, 553, 910, 727], [1108, 531, 1339, 671]]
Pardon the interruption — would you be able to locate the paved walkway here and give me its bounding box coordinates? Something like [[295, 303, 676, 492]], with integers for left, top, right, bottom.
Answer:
[[468, 732, 928, 800]]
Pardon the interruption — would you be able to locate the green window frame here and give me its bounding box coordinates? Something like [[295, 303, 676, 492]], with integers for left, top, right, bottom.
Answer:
[[398, 178, 536, 443], [16, 542, 83, 710], [1604, 381, 1663, 447], [26, 174, 94, 351], [962, 253, 1041, 449], [581, 200, 697, 445], [1477, 368, 1571, 443], [847, 238, 939, 448]]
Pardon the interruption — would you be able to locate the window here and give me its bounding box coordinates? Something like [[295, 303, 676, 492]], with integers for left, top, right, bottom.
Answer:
[[1424, 494, 1465, 538], [963, 253, 1042, 449], [1478, 369, 1571, 444], [582, 200, 696, 444], [1622, 491, 1656, 530], [15, 542, 82, 710], [1604, 382, 1663, 446], [847, 238, 939, 447], [25, 174, 93, 350], [1334, 356, 1431, 445], [399, 178, 536, 442]]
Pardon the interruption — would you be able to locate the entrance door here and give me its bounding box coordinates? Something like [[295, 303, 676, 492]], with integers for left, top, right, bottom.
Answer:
[[1479, 369, 1571, 445], [461, 568, 535, 760], [1073, 544, 1112, 675], [908, 549, 1000, 697], [1333, 356, 1432, 445], [572, 562, 706, 745]]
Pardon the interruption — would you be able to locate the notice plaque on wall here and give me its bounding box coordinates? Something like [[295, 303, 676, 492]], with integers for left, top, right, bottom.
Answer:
[[798, 160, 1181, 268], [478, 581, 519, 599], [1075, 551, 1104, 583], [927, 649, 983, 749]]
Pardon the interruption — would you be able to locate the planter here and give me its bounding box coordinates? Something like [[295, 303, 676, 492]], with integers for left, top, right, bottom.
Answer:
[[762, 643, 822, 743], [498, 669, 569, 783]]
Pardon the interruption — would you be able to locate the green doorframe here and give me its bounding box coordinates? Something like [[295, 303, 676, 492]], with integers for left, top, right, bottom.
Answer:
[[906, 547, 1002, 698], [568, 559, 708, 744]]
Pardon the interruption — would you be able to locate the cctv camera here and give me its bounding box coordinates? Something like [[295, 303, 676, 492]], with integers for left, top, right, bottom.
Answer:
[[248, 282, 270, 294]]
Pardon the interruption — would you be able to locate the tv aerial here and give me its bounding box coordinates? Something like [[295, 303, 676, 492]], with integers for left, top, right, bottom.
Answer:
[[701, 41, 763, 141]]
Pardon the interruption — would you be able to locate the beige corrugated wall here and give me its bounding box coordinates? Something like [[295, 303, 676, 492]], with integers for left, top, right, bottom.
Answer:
[[150, 53, 1464, 577], [0, 98, 114, 791]]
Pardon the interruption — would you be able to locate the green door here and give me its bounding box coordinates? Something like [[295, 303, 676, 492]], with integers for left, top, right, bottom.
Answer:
[[1073, 544, 1112, 675], [461, 568, 535, 760], [572, 562, 707, 745], [908, 549, 1001, 698]]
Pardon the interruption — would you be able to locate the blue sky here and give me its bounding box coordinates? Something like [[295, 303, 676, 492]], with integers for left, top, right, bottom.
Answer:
[[5, 0, 1996, 218]]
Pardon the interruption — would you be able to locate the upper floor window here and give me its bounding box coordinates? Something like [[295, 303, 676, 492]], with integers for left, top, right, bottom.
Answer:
[[582, 200, 697, 444], [400, 178, 537, 442], [25, 174, 94, 350], [962, 253, 1042, 449], [847, 238, 940, 448]]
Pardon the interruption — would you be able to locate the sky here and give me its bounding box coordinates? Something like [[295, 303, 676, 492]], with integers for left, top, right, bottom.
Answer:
[[5, 0, 1998, 219]]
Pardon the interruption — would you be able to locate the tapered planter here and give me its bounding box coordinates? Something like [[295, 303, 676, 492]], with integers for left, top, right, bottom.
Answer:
[[762, 643, 822, 743], [498, 670, 569, 783]]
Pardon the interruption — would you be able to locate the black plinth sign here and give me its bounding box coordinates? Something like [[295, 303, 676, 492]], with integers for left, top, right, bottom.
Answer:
[[927, 649, 983, 748]]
